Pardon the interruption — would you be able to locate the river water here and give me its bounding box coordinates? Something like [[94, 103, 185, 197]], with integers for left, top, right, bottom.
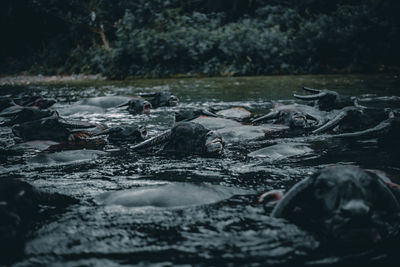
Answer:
[[1, 74, 400, 266]]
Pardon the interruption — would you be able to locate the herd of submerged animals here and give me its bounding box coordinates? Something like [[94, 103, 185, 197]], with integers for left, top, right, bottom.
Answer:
[[1, 87, 400, 264]]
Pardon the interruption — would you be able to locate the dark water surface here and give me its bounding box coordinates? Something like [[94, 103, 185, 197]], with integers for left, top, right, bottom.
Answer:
[[1, 74, 400, 266]]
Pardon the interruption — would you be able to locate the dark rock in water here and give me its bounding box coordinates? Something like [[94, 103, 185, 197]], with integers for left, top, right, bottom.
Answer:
[[0, 178, 77, 264], [95, 183, 249, 208]]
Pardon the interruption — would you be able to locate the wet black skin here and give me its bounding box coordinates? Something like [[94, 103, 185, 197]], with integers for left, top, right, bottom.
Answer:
[[334, 116, 400, 148], [0, 178, 77, 264], [18, 96, 56, 109], [141, 92, 179, 108], [253, 103, 394, 138], [96, 125, 147, 142], [331, 107, 389, 133], [175, 108, 217, 122], [294, 87, 355, 111], [122, 98, 152, 115], [252, 104, 329, 133], [0, 96, 16, 112], [133, 122, 224, 155], [1, 108, 57, 126], [12, 116, 102, 142], [312, 106, 393, 135], [268, 165, 400, 250], [0, 97, 56, 120], [163, 122, 224, 155]]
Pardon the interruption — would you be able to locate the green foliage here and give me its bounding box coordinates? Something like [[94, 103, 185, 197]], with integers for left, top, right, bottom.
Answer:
[[1, 0, 400, 77]]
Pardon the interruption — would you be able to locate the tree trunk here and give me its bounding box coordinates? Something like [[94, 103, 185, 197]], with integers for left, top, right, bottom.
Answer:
[[94, 28, 110, 50]]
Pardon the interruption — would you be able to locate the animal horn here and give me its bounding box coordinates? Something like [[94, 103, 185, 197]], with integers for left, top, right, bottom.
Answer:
[[131, 130, 172, 150], [58, 118, 95, 129], [252, 111, 279, 123], [302, 87, 321, 93], [375, 178, 400, 212], [117, 101, 129, 108], [137, 92, 157, 97], [333, 120, 392, 139], [294, 92, 328, 100], [201, 109, 218, 117], [271, 176, 314, 218], [312, 111, 347, 134], [93, 128, 114, 136]]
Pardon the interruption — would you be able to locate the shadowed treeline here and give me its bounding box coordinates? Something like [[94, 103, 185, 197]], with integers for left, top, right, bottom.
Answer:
[[1, 0, 399, 78]]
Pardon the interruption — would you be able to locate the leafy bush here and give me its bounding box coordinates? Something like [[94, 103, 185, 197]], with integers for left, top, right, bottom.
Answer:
[[1, 0, 399, 77]]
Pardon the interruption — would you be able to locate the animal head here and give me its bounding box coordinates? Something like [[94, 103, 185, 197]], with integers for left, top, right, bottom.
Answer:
[[126, 98, 152, 115], [157, 92, 179, 107], [142, 92, 179, 108], [163, 122, 224, 155], [271, 165, 400, 249], [253, 105, 319, 129], [294, 87, 356, 111]]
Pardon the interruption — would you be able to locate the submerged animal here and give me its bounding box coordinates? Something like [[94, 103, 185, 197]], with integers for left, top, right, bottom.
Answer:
[[94, 124, 147, 142], [118, 97, 152, 115], [175, 107, 251, 123], [260, 165, 400, 250], [248, 142, 313, 161], [175, 108, 217, 122], [96, 183, 247, 208], [16, 96, 56, 109], [333, 116, 400, 147], [294, 87, 356, 111], [131, 121, 224, 156], [0, 178, 77, 264], [139, 91, 179, 108], [312, 106, 392, 134], [61, 96, 151, 115], [0, 107, 57, 126], [0, 96, 56, 125], [0, 96, 15, 111], [252, 103, 333, 134], [76, 95, 133, 109], [12, 115, 106, 150], [1, 96, 55, 113]]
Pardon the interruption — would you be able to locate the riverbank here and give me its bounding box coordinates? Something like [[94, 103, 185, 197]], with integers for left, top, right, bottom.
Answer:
[[0, 74, 105, 86]]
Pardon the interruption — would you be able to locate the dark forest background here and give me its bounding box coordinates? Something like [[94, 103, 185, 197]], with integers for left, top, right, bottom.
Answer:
[[1, 0, 399, 78]]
